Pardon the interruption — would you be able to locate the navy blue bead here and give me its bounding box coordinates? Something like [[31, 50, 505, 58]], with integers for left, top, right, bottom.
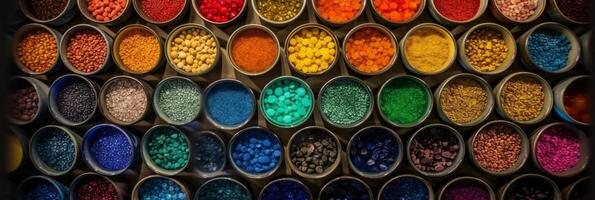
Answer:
[[380, 177, 429, 200], [205, 82, 254, 126], [231, 128, 282, 174], [138, 177, 186, 200], [24, 181, 60, 200], [88, 127, 133, 171], [261, 180, 310, 200], [320, 179, 370, 200], [527, 28, 571, 72], [349, 128, 399, 173]]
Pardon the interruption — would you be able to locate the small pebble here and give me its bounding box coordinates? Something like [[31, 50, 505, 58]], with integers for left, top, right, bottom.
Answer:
[[290, 128, 338, 175], [138, 177, 186, 200], [231, 128, 282, 174], [349, 127, 399, 174], [147, 126, 189, 171], [261, 78, 313, 126], [8, 85, 39, 122], [193, 133, 225, 173], [320, 77, 371, 126], [410, 126, 460, 173], [197, 178, 251, 200], [320, 178, 370, 200]]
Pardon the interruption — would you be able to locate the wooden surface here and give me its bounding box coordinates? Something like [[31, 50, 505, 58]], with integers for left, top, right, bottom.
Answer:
[[7, 0, 591, 199]]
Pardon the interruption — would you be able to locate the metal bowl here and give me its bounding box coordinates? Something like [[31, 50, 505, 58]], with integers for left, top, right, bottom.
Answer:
[[203, 79, 256, 130], [228, 126, 283, 179], [437, 176, 496, 200], [400, 23, 456, 76], [141, 125, 191, 176], [493, 72, 553, 125], [98, 75, 153, 126], [498, 174, 562, 200], [165, 23, 221, 76], [132, 0, 190, 26], [317, 75, 373, 128], [252, 0, 307, 27], [113, 24, 164, 75], [342, 23, 398, 76], [457, 23, 516, 75], [60, 24, 113, 75], [284, 23, 339, 76], [318, 176, 373, 200], [153, 76, 202, 125], [132, 175, 191, 200], [434, 73, 494, 127], [376, 75, 433, 128], [286, 126, 342, 179], [311, 0, 366, 26], [378, 174, 435, 200], [406, 124, 465, 177], [227, 24, 280, 76], [12, 23, 63, 75], [346, 126, 403, 179], [260, 76, 314, 128]]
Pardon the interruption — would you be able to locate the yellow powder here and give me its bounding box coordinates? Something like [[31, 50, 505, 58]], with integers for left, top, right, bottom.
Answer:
[[6, 133, 23, 172], [405, 28, 451, 73]]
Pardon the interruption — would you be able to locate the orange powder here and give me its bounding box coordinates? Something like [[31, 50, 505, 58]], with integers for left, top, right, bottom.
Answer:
[[231, 29, 278, 73], [345, 27, 395, 73]]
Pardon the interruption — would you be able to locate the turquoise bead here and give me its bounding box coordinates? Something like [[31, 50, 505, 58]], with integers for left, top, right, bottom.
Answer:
[[262, 78, 313, 126]]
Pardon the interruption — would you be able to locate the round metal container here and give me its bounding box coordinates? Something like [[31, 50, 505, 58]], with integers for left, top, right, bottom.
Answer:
[[191, 0, 248, 26], [8, 76, 50, 125], [286, 126, 341, 179], [228, 126, 283, 179], [318, 176, 373, 200], [17, 176, 68, 200], [141, 125, 191, 176], [260, 76, 314, 128], [428, 0, 488, 25], [284, 23, 339, 76], [498, 174, 562, 200], [400, 23, 456, 76], [311, 0, 366, 26], [165, 23, 221, 76], [342, 23, 398, 76], [370, 0, 426, 26], [562, 176, 589, 200], [77, 0, 133, 25], [546, 0, 591, 24], [406, 124, 465, 177], [530, 122, 590, 178], [227, 24, 280, 76], [153, 76, 202, 125], [517, 22, 580, 73], [203, 79, 256, 130], [437, 176, 496, 200], [493, 72, 553, 125], [189, 130, 227, 178], [132, 0, 190, 26], [98, 75, 153, 126], [553, 75, 590, 126], [194, 177, 252, 200], [82, 123, 140, 176], [457, 23, 516, 75], [467, 120, 529, 176], [12, 23, 63, 75], [59, 24, 113, 75], [347, 126, 403, 179], [7, 126, 29, 173], [317, 76, 374, 128], [378, 174, 435, 200], [113, 24, 165, 75], [252, 0, 307, 27], [489, 0, 546, 24], [70, 172, 129, 200], [48, 74, 100, 126], [434, 73, 494, 127], [258, 178, 312, 200], [29, 125, 81, 176], [376, 75, 433, 128], [132, 175, 191, 200], [18, 0, 76, 25], [579, 31, 591, 72]]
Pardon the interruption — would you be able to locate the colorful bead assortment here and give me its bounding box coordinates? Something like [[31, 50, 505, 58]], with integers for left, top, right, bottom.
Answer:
[[8, 1, 591, 200]]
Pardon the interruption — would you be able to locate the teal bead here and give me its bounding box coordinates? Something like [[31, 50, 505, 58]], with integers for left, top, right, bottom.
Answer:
[[262, 78, 313, 126], [147, 127, 189, 171], [274, 88, 283, 96], [296, 88, 306, 96]]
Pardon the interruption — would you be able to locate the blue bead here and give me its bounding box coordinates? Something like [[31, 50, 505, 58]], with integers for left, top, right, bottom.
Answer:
[[205, 82, 254, 126]]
